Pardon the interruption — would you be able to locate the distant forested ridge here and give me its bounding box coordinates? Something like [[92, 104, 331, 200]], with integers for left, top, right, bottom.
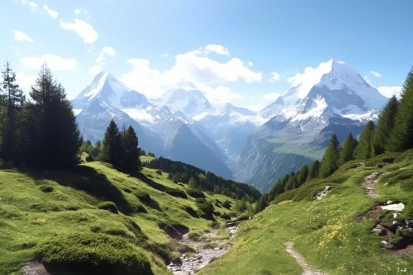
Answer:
[[144, 156, 261, 201]]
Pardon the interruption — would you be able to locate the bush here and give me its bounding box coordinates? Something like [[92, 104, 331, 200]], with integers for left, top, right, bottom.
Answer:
[[36, 232, 153, 275], [97, 201, 118, 214], [165, 187, 187, 199], [156, 170, 162, 175], [274, 189, 298, 203], [134, 190, 151, 203], [186, 188, 205, 198], [39, 186, 54, 193]]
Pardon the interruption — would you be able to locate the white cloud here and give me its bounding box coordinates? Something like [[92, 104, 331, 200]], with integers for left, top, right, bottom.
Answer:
[[121, 46, 259, 100], [20, 54, 77, 71], [60, 19, 98, 44], [377, 86, 402, 99], [74, 8, 87, 15], [43, 5, 58, 19], [15, 72, 36, 93], [21, 0, 37, 10], [96, 47, 116, 65], [370, 71, 382, 78], [204, 44, 230, 55], [88, 65, 101, 75], [270, 72, 281, 82], [263, 92, 282, 101], [13, 30, 34, 42]]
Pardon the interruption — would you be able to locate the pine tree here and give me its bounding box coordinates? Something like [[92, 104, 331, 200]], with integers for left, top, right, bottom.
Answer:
[[354, 121, 375, 159], [0, 62, 25, 164], [387, 68, 413, 152], [120, 125, 140, 171], [100, 120, 121, 166], [307, 160, 320, 181], [319, 134, 340, 178], [339, 133, 358, 165], [296, 164, 309, 187], [372, 96, 399, 155], [24, 64, 82, 169]]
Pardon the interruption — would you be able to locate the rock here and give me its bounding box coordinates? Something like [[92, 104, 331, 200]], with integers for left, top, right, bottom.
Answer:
[[209, 256, 218, 263], [314, 186, 331, 200], [381, 240, 394, 249], [371, 224, 386, 236], [173, 271, 190, 275], [381, 203, 405, 212], [386, 200, 393, 205], [214, 247, 219, 251], [225, 222, 235, 228]]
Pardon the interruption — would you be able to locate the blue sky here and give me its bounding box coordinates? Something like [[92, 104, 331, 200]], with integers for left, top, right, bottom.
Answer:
[[2, 0, 412, 110]]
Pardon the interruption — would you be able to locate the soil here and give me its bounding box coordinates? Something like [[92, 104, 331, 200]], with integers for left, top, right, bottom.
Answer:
[[363, 172, 382, 198], [285, 242, 324, 275]]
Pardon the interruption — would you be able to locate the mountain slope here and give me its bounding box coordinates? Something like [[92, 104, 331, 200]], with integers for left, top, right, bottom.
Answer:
[[240, 60, 387, 192]]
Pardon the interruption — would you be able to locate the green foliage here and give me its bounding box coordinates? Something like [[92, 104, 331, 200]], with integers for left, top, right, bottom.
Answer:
[[354, 121, 375, 159], [186, 188, 205, 198], [24, 64, 82, 169], [97, 201, 119, 214], [100, 120, 121, 165], [373, 96, 399, 155], [319, 134, 340, 178], [165, 187, 187, 199], [339, 133, 358, 165], [307, 160, 320, 181], [387, 67, 413, 152], [273, 189, 298, 203], [36, 232, 153, 275]]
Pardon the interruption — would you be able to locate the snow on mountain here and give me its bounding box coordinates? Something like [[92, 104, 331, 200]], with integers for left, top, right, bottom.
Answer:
[[261, 59, 388, 121], [71, 72, 151, 109], [155, 80, 213, 118]]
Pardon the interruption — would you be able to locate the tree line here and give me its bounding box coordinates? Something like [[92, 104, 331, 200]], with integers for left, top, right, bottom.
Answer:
[[260, 66, 413, 210]]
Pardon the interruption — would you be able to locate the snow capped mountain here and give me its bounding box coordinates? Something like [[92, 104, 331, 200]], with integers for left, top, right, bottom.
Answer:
[[156, 80, 213, 118], [71, 72, 151, 109], [261, 59, 388, 120], [240, 60, 389, 192]]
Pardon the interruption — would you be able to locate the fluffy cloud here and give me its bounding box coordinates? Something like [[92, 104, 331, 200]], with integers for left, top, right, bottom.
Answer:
[[21, 0, 37, 10], [198, 85, 243, 105], [270, 72, 281, 82], [43, 5, 58, 19], [13, 30, 34, 42], [263, 92, 282, 101], [20, 54, 77, 71], [204, 44, 230, 55], [96, 47, 116, 65], [377, 86, 402, 99], [60, 19, 98, 44], [15, 72, 37, 93], [121, 46, 261, 99], [370, 71, 382, 78]]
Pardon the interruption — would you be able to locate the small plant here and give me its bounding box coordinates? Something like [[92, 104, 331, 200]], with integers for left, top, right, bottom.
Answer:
[[97, 201, 118, 214]]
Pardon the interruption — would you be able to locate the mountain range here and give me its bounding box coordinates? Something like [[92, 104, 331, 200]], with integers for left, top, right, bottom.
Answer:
[[71, 60, 388, 192]]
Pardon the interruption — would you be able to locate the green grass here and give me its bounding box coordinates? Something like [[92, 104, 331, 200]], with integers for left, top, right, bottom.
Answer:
[[0, 158, 239, 274], [198, 153, 413, 275]]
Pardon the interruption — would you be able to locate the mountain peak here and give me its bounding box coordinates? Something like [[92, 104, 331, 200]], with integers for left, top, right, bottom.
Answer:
[[71, 72, 151, 109]]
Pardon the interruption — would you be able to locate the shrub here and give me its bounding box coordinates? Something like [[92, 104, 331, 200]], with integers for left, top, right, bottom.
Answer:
[[274, 189, 298, 203], [97, 201, 118, 214], [39, 186, 54, 193], [165, 187, 187, 199], [155, 170, 162, 175], [36, 232, 153, 275], [186, 188, 205, 198], [182, 206, 199, 218], [134, 190, 151, 203]]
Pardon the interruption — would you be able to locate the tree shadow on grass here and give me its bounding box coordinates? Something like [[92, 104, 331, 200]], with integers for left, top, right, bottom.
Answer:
[[21, 165, 133, 214]]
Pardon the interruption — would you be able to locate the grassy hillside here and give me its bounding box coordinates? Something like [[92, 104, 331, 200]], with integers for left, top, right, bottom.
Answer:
[[0, 156, 244, 274], [198, 150, 413, 275]]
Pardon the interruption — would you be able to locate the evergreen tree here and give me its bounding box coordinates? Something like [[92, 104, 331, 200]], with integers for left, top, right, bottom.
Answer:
[[296, 164, 309, 187], [24, 64, 82, 169], [100, 120, 121, 166], [387, 68, 413, 152], [307, 160, 320, 181], [339, 133, 358, 165], [354, 121, 375, 159], [0, 62, 25, 164], [319, 134, 340, 178], [120, 125, 140, 171], [373, 96, 399, 155]]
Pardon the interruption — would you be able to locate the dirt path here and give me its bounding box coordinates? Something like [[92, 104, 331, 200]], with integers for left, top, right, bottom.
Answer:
[[285, 242, 323, 275], [363, 172, 382, 198]]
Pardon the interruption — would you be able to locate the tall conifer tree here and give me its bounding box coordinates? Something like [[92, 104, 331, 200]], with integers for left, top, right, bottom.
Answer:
[[339, 133, 358, 165], [373, 96, 399, 155], [100, 119, 121, 166], [354, 121, 375, 159], [387, 68, 413, 152], [25, 64, 82, 169], [319, 134, 340, 178]]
